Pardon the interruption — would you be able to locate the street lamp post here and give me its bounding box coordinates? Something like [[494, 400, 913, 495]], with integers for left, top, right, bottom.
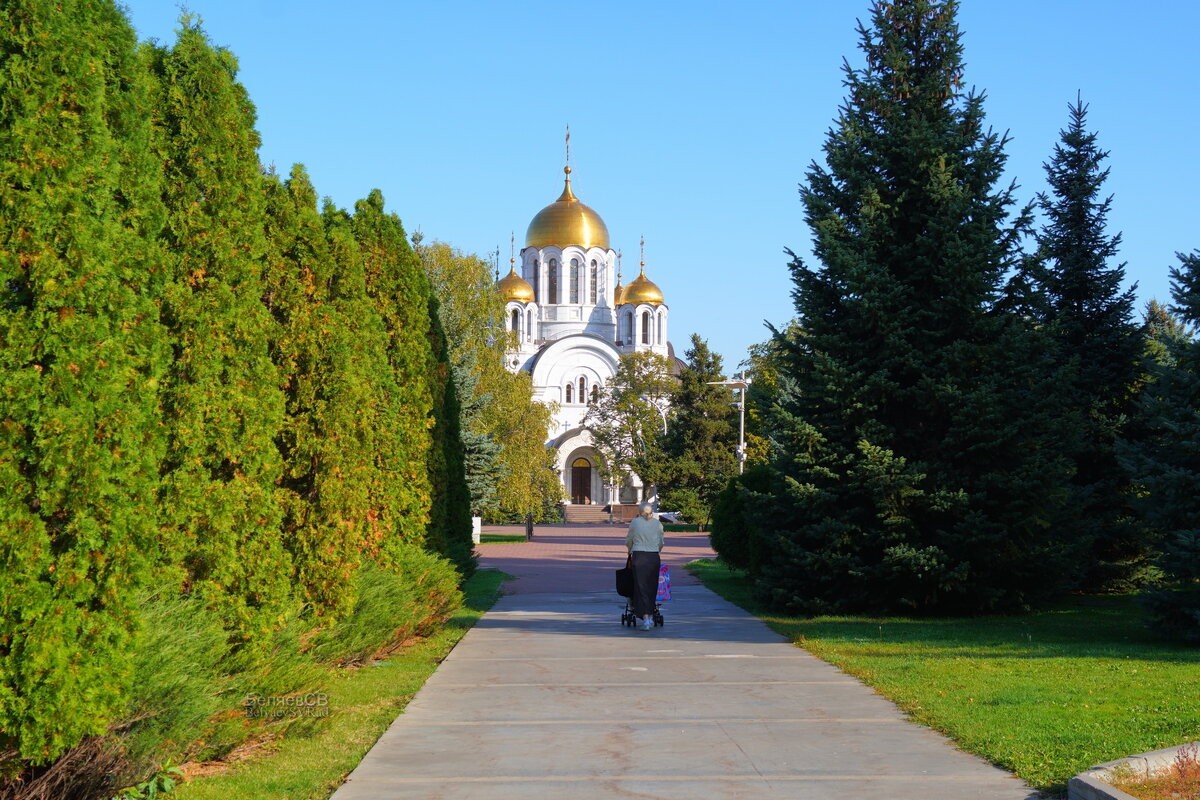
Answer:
[[707, 374, 752, 474]]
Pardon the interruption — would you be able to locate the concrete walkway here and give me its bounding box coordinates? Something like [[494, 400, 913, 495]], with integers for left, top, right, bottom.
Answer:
[[332, 524, 1037, 799]]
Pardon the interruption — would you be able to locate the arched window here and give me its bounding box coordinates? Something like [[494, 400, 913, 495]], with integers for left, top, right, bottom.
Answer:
[[623, 311, 634, 343], [641, 311, 651, 344], [548, 259, 559, 304], [569, 258, 579, 303], [526, 309, 534, 341], [565, 382, 573, 404], [578, 376, 586, 399], [591, 385, 599, 403], [510, 308, 520, 334], [590, 260, 598, 304], [532, 259, 539, 298], [658, 312, 665, 344]]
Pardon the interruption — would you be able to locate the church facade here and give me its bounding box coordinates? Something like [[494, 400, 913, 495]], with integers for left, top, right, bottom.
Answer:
[[495, 162, 671, 508]]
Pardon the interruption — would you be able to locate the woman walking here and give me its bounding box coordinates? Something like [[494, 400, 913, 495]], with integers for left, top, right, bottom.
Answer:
[[625, 503, 664, 631]]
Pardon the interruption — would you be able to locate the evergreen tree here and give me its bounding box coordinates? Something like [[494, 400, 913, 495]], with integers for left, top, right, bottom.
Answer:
[[660, 334, 739, 527], [1121, 254, 1200, 642], [148, 20, 292, 645], [425, 292, 476, 575], [262, 166, 397, 617], [0, 0, 168, 763], [349, 191, 442, 563], [760, 0, 1076, 614], [1036, 97, 1145, 591], [1142, 300, 1190, 362], [709, 464, 779, 575]]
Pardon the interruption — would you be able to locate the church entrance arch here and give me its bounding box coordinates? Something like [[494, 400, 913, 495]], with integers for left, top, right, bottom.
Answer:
[[571, 457, 592, 505]]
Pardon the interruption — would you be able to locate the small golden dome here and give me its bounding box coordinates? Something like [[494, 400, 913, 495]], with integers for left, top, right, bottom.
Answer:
[[525, 167, 610, 250], [496, 267, 534, 303], [621, 268, 664, 306], [613, 278, 625, 306]]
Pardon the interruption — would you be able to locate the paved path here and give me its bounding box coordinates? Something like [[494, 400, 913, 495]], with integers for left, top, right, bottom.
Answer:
[[332, 524, 1037, 799]]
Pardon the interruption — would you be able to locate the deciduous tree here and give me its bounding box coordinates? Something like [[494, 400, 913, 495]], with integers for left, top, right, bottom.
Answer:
[[414, 239, 506, 518], [584, 351, 674, 503]]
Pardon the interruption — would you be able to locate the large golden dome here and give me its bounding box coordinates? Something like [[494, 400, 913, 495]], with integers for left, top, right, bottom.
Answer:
[[622, 267, 664, 306], [496, 267, 534, 303], [525, 167, 610, 250]]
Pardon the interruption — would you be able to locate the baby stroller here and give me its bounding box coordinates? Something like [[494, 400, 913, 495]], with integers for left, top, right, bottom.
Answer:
[[616, 558, 667, 628]]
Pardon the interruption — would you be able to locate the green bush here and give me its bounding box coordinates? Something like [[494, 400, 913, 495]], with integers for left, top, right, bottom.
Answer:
[[484, 504, 564, 526], [2, 589, 328, 799], [307, 550, 463, 667], [110, 591, 326, 790], [659, 487, 708, 529], [709, 465, 775, 574], [112, 592, 232, 784]]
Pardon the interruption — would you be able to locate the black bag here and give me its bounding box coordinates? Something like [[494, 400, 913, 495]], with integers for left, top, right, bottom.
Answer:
[[615, 554, 634, 598]]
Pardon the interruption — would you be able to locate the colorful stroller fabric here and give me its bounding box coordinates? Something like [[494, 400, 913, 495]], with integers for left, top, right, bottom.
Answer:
[[656, 564, 671, 602]]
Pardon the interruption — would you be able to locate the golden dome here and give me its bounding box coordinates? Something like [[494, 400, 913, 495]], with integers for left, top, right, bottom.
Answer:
[[496, 267, 534, 303], [525, 167, 610, 250], [621, 267, 664, 306], [613, 278, 625, 306]]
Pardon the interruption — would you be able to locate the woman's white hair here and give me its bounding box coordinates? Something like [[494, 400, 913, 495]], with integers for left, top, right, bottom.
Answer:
[[638, 502, 654, 517]]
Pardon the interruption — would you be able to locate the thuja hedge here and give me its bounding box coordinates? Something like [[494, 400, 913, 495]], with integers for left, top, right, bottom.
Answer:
[[0, 2, 473, 793]]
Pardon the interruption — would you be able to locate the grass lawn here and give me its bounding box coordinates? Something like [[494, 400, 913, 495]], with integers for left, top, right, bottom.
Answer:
[[687, 559, 1200, 797], [478, 532, 529, 544], [172, 568, 509, 800]]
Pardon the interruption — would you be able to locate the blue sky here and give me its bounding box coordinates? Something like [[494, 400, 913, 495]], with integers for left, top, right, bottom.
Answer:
[[120, 1, 1200, 370]]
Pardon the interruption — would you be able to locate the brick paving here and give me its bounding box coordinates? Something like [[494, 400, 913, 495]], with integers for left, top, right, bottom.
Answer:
[[476, 522, 716, 595]]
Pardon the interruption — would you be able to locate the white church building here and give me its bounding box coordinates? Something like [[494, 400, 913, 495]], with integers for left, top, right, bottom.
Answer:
[[495, 161, 673, 510]]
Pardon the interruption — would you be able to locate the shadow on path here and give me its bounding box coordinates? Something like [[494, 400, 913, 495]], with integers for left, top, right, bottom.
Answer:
[[330, 524, 1038, 800]]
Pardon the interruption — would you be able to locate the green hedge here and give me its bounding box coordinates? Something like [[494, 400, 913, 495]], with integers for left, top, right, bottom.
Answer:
[[0, 3, 475, 794]]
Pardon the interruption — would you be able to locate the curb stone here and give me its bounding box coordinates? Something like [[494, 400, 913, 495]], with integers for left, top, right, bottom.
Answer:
[[1067, 742, 1200, 800]]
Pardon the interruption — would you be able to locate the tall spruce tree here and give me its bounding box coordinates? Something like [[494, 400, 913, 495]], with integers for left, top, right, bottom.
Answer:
[[1121, 254, 1200, 642], [149, 20, 291, 644], [660, 335, 739, 527], [0, 0, 168, 763], [760, 0, 1076, 614], [1036, 98, 1145, 591]]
